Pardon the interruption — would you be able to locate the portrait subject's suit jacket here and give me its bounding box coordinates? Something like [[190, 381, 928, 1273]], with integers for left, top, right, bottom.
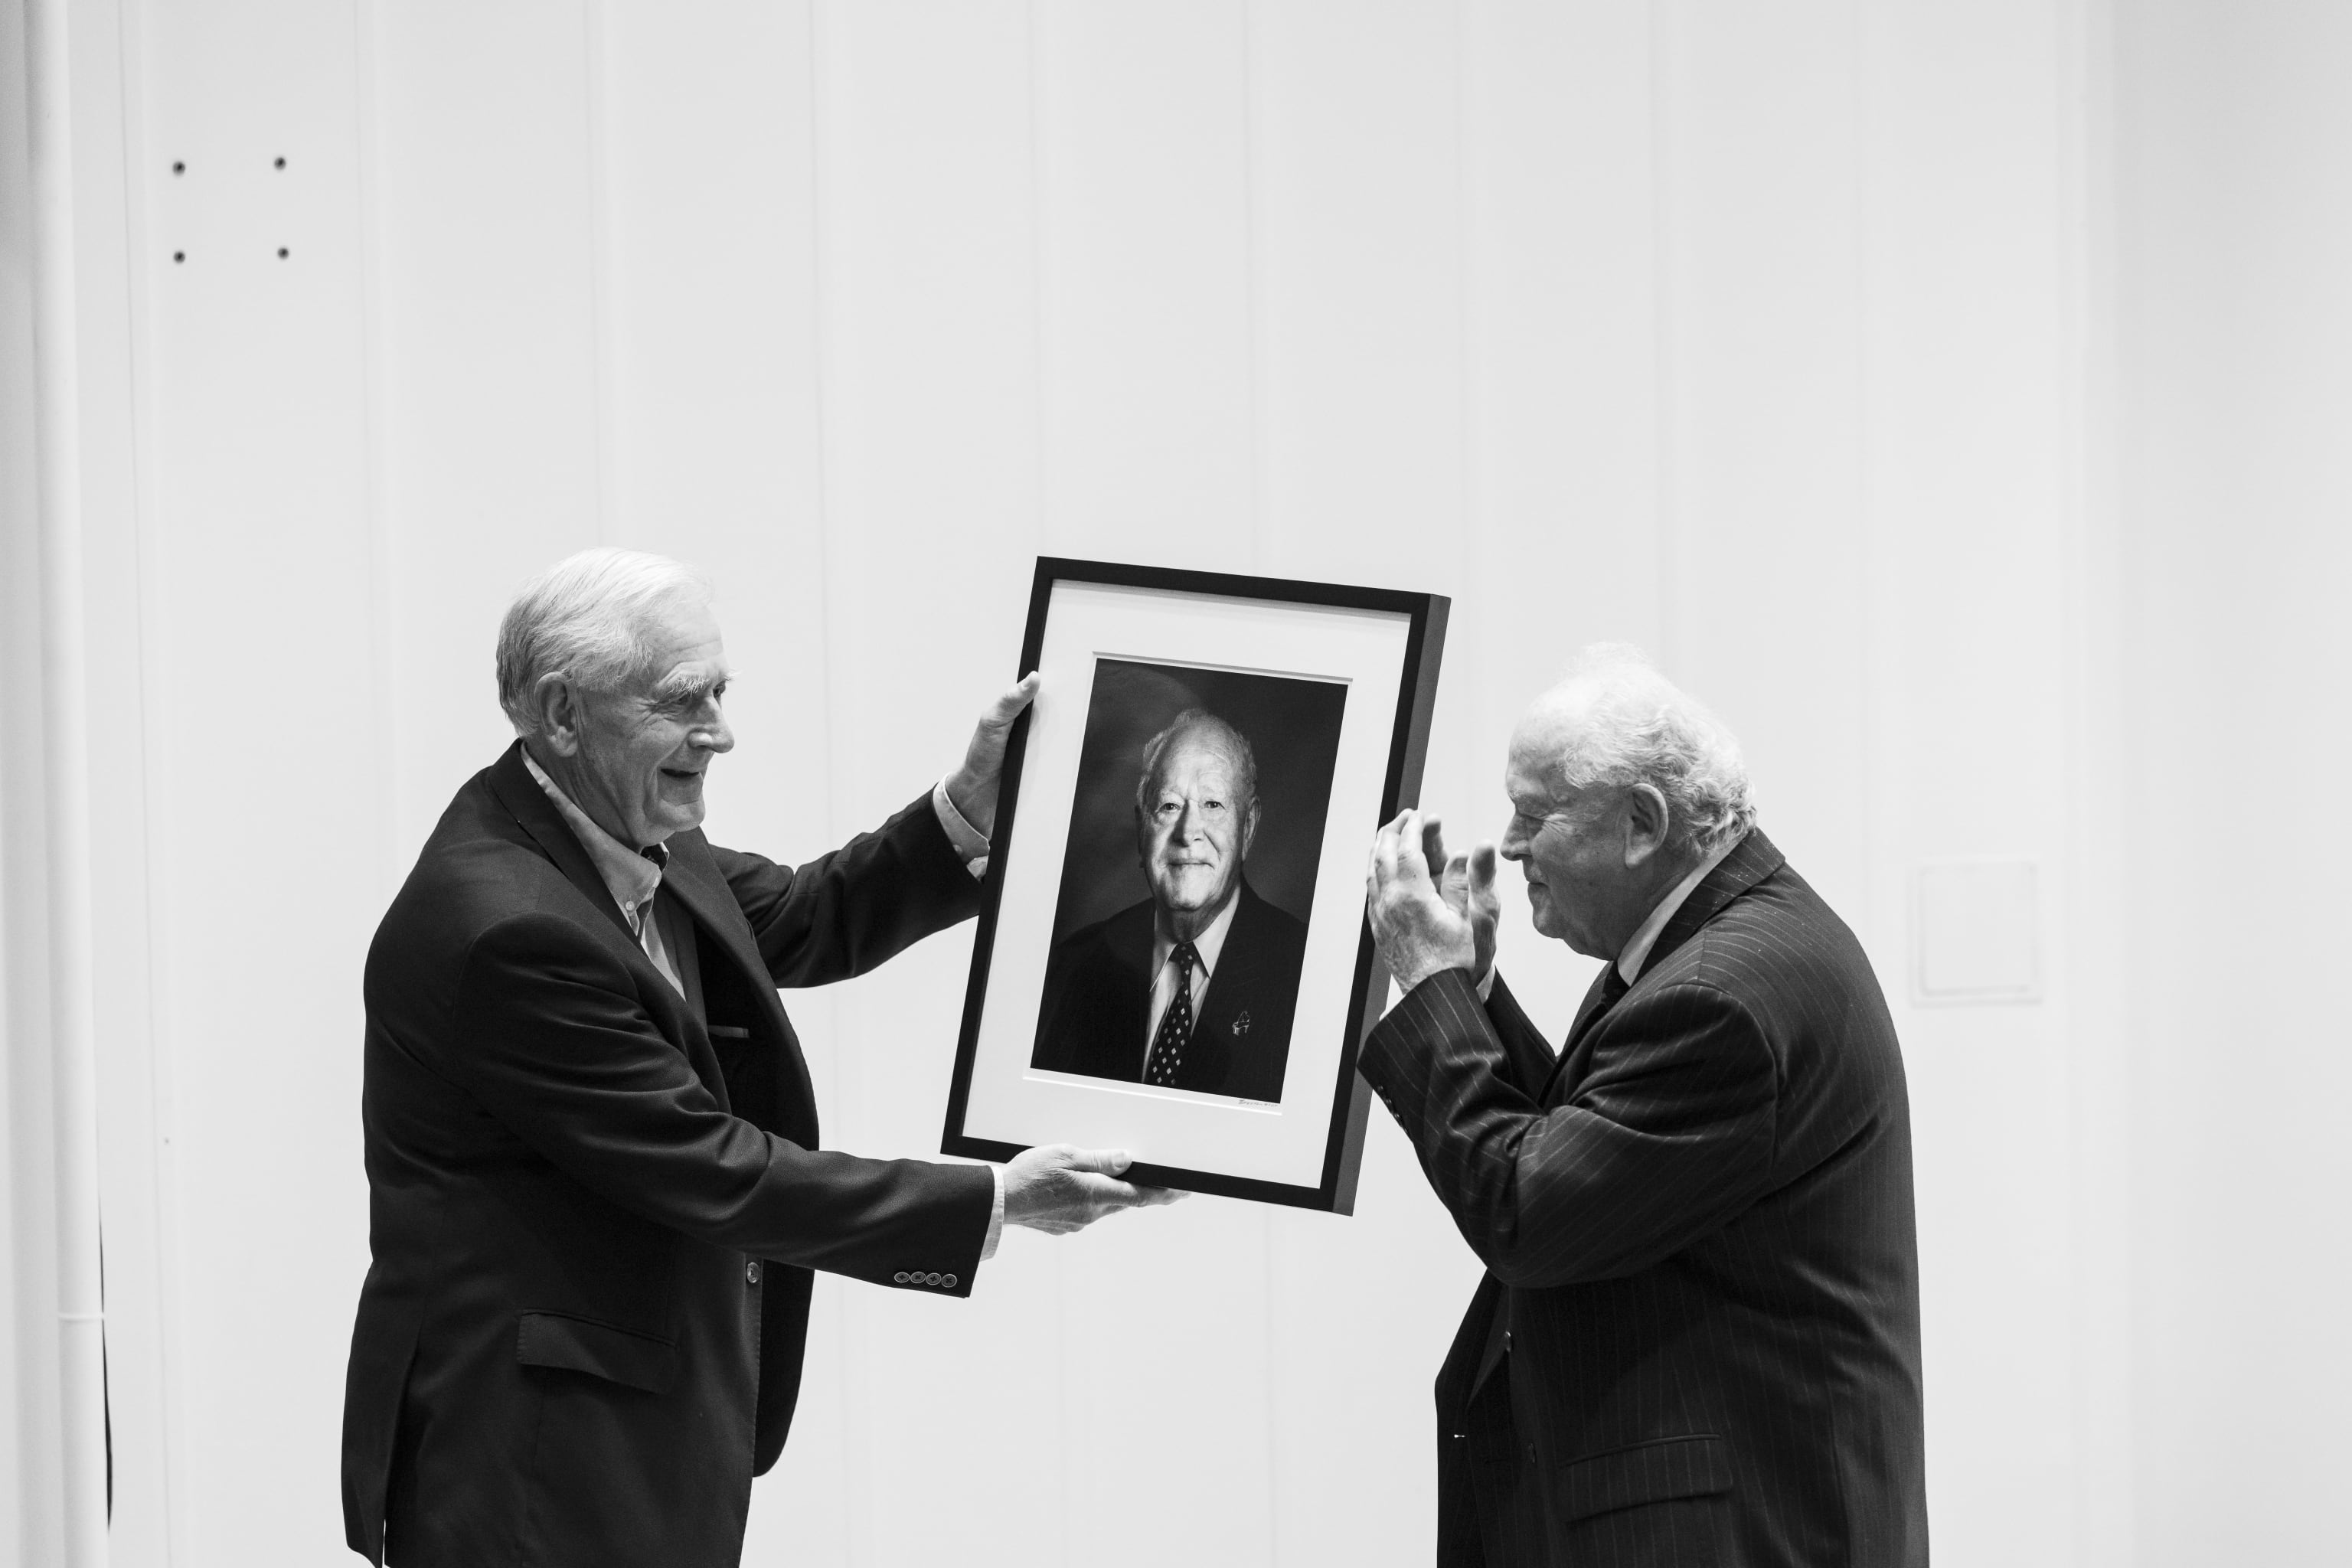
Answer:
[[1031, 880, 1308, 1102], [1357, 831, 1927, 1567], [341, 743, 995, 1567]]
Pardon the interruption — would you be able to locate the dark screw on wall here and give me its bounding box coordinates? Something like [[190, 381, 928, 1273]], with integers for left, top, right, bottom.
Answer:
[[172, 251, 185, 263], [171, 161, 185, 175], [277, 248, 289, 260], [274, 156, 286, 169]]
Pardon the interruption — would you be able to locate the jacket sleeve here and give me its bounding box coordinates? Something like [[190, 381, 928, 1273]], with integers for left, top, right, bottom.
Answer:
[[1358, 967, 1777, 1288], [1481, 972, 1560, 1096], [446, 910, 995, 1292], [712, 790, 983, 988]]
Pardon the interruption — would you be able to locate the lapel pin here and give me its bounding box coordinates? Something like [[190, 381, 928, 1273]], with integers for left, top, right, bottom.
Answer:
[[1233, 1009, 1250, 1037]]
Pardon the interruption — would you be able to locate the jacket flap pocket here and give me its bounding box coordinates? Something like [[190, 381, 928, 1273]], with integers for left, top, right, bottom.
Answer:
[[515, 1311, 678, 1394], [1559, 1434, 1733, 1524]]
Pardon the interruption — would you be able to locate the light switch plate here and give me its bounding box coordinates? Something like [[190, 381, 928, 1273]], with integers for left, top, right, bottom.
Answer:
[[1913, 858, 2040, 1005]]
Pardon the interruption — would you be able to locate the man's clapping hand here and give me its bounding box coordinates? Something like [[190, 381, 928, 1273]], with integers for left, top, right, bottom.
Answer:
[[1367, 809, 1500, 994], [1001, 1145, 1183, 1236]]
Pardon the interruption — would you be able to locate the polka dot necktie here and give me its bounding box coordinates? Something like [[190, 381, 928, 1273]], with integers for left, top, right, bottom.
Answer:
[[1145, 942, 1202, 1086]]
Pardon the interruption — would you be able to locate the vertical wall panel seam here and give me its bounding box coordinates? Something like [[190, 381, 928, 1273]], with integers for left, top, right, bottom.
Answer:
[[800, 5, 861, 1560], [351, 0, 401, 905], [1249, 5, 1282, 1556], [109, 0, 185, 1552], [1646, 0, 1679, 669], [1240, 0, 1266, 575], [1026, 0, 1052, 559], [25, 0, 110, 1552], [2055, 0, 2135, 1555], [1452, 0, 1479, 760], [1849, 0, 1879, 947], [1020, 9, 1075, 1559], [583, 0, 618, 543]]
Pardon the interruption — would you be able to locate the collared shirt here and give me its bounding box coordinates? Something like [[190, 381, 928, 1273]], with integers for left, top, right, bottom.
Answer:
[[1142, 889, 1244, 1075], [522, 750, 684, 995], [1612, 835, 1739, 986], [521, 749, 1008, 1258], [1476, 831, 1743, 1001]]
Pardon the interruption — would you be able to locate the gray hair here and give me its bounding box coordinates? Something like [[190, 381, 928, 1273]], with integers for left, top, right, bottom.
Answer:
[[1538, 644, 1756, 854], [495, 547, 712, 734], [1135, 709, 1259, 812]]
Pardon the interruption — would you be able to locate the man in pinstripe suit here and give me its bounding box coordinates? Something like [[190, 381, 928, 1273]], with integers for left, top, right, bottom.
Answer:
[[1361, 645, 1927, 1566]]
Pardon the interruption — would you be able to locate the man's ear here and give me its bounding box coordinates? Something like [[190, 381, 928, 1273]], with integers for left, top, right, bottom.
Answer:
[[535, 672, 585, 758], [1622, 783, 1671, 867], [1241, 799, 1262, 859]]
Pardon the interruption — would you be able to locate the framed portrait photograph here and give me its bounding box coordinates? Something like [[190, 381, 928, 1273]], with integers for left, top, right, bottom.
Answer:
[[942, 558, 1449, 1210]]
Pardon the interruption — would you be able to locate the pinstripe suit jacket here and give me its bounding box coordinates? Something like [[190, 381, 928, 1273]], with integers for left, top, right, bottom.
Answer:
[[1359, 831, 1927, 1566]]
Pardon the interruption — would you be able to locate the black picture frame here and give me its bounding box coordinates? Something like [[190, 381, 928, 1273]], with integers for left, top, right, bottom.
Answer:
[[940, 557, 1449, 1212]]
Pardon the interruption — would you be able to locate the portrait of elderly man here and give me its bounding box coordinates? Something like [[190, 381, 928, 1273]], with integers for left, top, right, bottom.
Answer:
[[340, 548, 1171, 1568], [1031, 708, 1310, 1102], [1361, 645, 1927, 1566]]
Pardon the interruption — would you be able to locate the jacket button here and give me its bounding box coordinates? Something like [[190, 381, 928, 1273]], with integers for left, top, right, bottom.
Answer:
[[1526, 1445, 1538, 1465], [1502, 1330, 1511, 1351], [745, 1261, 762, 1285], [893, 1272, 910, 1284]]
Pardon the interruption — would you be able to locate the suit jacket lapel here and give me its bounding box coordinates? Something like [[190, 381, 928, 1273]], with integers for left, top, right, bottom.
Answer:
[[659, 831, 818, 1121], [1538, 964, 1627, 1105], [1534, 829, 1786, 1107], [486, 742, 638, 944], [486, 744, 762, 1108], [1116, 901, 1156, 1070], [1194, 883, 1273, 1037], [1631, 828, 1785, 984], [657, 834, 778, 1010]]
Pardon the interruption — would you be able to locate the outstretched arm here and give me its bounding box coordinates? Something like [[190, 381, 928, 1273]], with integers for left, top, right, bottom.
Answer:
[[717, 675, 1041, 986]]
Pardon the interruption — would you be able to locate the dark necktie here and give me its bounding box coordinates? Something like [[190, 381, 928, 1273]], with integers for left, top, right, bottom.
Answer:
[[1572, 963, 1632, 1048], [1145, 942, 1201, 1086]]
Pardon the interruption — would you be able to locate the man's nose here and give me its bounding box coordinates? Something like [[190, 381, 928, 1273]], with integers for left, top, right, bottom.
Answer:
[[1498, 820, 1527, 861], [694, 706, 735, 753], [1173, 800, 1203, 839]]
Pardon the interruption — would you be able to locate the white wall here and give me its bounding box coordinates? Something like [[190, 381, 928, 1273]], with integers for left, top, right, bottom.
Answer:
[[3, 0, 2337, 1564], [2, 1, 67, 1559], [2113, 4, 2352, 1563]]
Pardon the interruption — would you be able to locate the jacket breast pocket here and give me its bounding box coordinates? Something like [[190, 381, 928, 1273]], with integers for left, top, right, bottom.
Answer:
[[514, 1310, 679, 1394], [1557, 1433, 1733, 1524]]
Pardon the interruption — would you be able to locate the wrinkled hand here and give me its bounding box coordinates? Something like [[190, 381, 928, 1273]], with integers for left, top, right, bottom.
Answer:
[[946, 672, 1041, 838], [1436, 837, 1501, 986], [1366, 809, 1478, 994], [1001, 1144, 1183, 1236]]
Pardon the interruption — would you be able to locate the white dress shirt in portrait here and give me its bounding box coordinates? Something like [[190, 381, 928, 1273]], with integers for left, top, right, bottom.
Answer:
[[1142, 891, 1243, 1075]]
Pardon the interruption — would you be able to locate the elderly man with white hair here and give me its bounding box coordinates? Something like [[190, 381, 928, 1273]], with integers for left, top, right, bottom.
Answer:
[[341, 548, 1171, 1568], [1362, 645, 1927, 1568]]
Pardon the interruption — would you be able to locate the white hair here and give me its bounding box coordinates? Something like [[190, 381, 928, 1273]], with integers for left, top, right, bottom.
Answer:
[[1537, 643, 1756, 854], [495, 547, 711, 734], [1135, 709, 1259, 812]]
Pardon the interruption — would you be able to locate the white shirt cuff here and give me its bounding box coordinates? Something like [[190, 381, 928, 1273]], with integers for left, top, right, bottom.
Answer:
[[931, 779, 991, 879], [981, 1164, 1006, 1261], [1475, 965, 1498, 1004]]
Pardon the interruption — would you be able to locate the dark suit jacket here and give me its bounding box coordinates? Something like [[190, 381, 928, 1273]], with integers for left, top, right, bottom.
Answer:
[[1357, 831, 1927, 1567], [1031, 880, 1308, 1102], [341, 743, 995, 1566]]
